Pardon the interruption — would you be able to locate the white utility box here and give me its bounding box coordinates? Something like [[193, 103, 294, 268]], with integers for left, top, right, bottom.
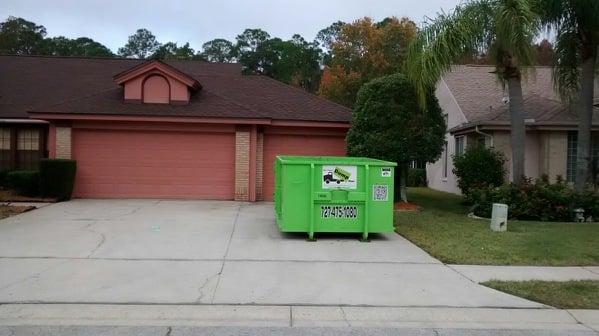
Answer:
[[490, 203, 508, 232]]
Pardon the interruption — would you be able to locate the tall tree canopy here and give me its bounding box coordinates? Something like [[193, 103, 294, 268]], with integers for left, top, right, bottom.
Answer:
[[44, 36, 114, 57], [406, 0, 539, 184], [318, 17, 417, 107], [152, 42, 199, 60], [118, 28, 161, 59], [538, 0, 599, 191], [347, 74, 446, 201], [314, 20, 346, 66], [201, 38, 236, 62], [0, 16, 47, 55], [235, 30, 322, 92]]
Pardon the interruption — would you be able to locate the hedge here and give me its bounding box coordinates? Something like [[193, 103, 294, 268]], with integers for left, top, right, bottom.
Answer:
[[39, 159, 77, 201], [408, 168, 427, 187], [6, 170, 40, 197]]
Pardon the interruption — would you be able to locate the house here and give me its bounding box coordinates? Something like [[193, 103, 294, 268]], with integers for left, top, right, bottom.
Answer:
[[428, 65, 599, 195], [0, 55, 351, 201]]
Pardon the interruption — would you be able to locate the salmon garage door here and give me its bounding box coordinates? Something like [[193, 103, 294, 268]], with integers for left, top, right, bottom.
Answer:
[[263, 133, 346, 201], [72, 129, 235, 199]]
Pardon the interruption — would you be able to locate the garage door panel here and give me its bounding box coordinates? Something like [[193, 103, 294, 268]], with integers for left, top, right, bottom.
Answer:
[[263, 134, 346, 201], [73, 129, 235, 199]]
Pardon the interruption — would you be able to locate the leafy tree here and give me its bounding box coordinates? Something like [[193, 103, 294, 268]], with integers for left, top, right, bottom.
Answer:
[[318, 17, 417, 107], [314, 20, 345, 66], [201, 38, 236, 62], [44, 36, 114, 57], [406, 0, 539, 186], [118, 28, 161, 59], [235, 28, 270, 54], [0, 16, 47, 55], [538, 0, 599, 192], [535, 39, 554, 66], [152, 42, 195, 60], [346, 74, 446, 201], [236, 32, 322, 91]]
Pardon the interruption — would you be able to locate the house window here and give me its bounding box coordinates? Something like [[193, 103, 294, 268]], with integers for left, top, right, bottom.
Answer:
[[17, 128, 41, 170], [455, 136, 465, 156], [567, 131, 599, 183], [442, 141, 448, 179], [0, 128, 10, 171], [477, 136, 486, 148]]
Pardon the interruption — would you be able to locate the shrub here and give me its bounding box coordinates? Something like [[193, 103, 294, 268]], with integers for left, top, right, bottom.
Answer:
[[453, 146, 506, 197], [0, 169, 11, 187], [6, 170, 39, 197], [39, 159, 77, 201], [469, 176, 597, 221], [408, 168, 427, 187]]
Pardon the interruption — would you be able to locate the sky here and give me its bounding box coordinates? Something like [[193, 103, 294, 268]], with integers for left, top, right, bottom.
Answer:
[[1, 0, 460, 53]]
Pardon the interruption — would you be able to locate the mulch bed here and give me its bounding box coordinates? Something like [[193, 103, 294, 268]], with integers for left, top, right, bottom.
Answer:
[[394, 201, 421, 212], [0, 189, 56, 203], [0, 205, 36, 220]]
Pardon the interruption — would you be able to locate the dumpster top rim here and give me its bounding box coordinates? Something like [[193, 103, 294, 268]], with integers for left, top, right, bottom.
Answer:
[[276, 156, 397, 166]]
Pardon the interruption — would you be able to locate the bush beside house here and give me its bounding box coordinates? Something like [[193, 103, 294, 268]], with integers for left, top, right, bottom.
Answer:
[[5, 171, 40, 197], [39, 159, 77, 201], [453, 146, 506, 197]]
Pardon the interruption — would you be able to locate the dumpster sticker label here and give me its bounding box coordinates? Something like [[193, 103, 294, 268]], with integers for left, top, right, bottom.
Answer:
[[372, 185, 389, 201], [322, 165, 357, 189], [381, 167, 392, 177], [320, 205, 358, 219]]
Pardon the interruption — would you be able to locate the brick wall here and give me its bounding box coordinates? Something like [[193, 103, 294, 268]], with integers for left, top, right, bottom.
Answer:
[[234, 129, 250, 201], [255, 132, 264, 201], [55, 126, 72, 159]]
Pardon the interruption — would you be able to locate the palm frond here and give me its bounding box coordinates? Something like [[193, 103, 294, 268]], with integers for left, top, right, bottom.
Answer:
[[553, 27, 582, 103], [406, 0, 494, 106]]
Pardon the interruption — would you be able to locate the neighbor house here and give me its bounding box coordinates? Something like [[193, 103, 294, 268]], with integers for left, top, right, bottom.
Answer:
[[0, 55, 351, 201], [428, 65, 599, 195]]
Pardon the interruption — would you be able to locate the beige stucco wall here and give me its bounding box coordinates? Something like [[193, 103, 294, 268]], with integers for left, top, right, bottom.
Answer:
[[427, 79, 469, 195], [492, 131, 542, 181]]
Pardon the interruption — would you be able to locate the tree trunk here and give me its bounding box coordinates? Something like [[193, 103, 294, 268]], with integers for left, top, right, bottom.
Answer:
[[574, 53, 597, 193], [394, 164, 408, 202], [507, 76, 526, 185]]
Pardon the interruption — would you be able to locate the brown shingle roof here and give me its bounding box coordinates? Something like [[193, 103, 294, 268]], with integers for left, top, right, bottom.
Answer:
[[444, 65, 599, 131], [0, 55, 351, 123]]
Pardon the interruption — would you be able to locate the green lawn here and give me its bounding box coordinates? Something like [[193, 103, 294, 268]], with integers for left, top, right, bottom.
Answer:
[[482, 280, 599, 309], [395, 188, 599, 266]]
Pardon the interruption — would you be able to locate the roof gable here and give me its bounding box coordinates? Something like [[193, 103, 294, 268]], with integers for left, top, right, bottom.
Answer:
[[113, 59, 201, 90]]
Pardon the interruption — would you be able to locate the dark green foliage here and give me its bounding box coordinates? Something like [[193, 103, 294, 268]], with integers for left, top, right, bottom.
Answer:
[[118, 28, 160, 59], [6, 170, 39, 197], [346, 74, 446, 165], [453, 146, 506, 197], [39, 159, 76, 201], [43, 36, 114, 57], [469, 176, 599, 221], [0, 16, 47, 55], [0, 170, 10, 187], [408, 168, 427, 187], [151, 42, 197, 60]]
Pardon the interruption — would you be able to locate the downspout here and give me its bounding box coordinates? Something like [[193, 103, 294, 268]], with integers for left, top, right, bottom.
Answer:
[[475, 125, 493, 147]]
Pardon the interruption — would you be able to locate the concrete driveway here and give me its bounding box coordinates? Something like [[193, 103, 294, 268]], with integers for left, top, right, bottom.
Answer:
[[0, 200, 541, 308]]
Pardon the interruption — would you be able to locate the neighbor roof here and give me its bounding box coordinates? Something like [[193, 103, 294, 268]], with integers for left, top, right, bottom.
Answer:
[[443, 65, 599, 132], [0, 55, 351, 123]]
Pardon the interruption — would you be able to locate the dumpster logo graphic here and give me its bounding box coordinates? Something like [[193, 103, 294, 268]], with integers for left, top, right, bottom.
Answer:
[[322, 165, 357, 189]]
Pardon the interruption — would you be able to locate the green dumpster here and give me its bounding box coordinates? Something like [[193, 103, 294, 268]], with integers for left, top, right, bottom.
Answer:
[[274, 156, 397, 241]]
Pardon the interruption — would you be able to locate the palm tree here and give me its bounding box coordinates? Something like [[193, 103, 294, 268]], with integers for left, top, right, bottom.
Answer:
[[538, 0, 599, 192], [406, 0, 538, 185]]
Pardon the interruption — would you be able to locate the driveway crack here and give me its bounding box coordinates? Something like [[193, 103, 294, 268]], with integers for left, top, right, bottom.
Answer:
[[164, 326, 172, 336], [82, 220, 106, 258], [339, 306, 351, 327], [582, 266, 599, 276], [209, 203, 243, 304]]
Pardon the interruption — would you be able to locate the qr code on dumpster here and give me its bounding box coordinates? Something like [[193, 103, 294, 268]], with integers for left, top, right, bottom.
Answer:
[[372, 185, 388, 201]]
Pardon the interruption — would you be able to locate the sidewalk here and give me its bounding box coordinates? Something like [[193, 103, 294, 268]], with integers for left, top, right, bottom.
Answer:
[[0, 304, 597, 332], [449, 265, 599, 282]]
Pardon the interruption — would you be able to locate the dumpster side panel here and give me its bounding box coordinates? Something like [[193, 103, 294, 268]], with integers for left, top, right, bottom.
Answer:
[[280, 163, 312, 232], [367, 165, 395, 232]]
